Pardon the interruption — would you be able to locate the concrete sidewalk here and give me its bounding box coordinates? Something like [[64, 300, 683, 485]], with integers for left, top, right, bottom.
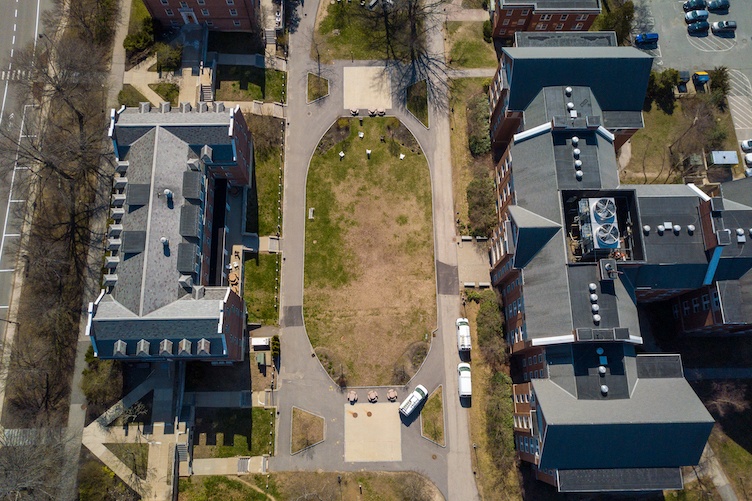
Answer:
[[192, 456, 266, 475]]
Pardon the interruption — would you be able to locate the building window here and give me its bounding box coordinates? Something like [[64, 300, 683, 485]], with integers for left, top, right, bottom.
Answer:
[[160, 0, 168, 4], [683, 301, 690, 316], [521, 9, 529, 15], [528, 357, 532, 366], [506, 9, 512, 16], [712, 291, 720, 310], [692, 298, 700, 313], [555, 23, 563, 30], [672, 304, 679, 319], [170, 19, 179, 26], [233, 19, 241, 26], [201, 8, 209, 15], [560, 14, 568, 21], [197, 0, 205, 4], [229, 8, 237, 15], [577, 14, 588, 21], [179, 1, 187, 6], [206, 20, 213, 25], [165, 8, 174, 15], [227, 0, 234, 4], [574, 23, 584, 30], [540, 14, 552, 21], [701, 294, 710, 311], [517, 19, 525, 25], [535, 23, 547, 30], [524, 372, 529, 381], [503, 18, 510, 26], [522, 357, 526, 367], [538, 354, 543, 363]]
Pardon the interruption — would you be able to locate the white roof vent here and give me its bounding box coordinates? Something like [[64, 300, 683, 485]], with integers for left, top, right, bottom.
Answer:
[[571, 136, 579, 145], [600, 384, 609, 395], [598, 365, 607, 376], [588, 283, 597, 292], [114, 340, 127, 356], [593, 314, 602, 324], [160, 236, 169, 246], [179, 274, 193, 288], [643, 225, 651, 234], [590, 293, 598, 302], [163, 188, 173, 199], [574, 160, 583, 168], [657, 225, 665, 234], [567, 102, 575, 110], [673, 224, 681, 234], [573, 148, 581, 158], [575, 170, 583, 180], [103, 274, 118, 287], [591, 304, 600, 313], [565, 86, 573, 96], [688, 224, 696, 234], [197, 338, 211, 355], [737, 228, 745, 236], [178, 339, 192, 355]]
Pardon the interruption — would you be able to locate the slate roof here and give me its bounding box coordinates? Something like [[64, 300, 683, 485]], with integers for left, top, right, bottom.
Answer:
[[717, 272, 752, 324], [502, 47, 653, 113], [507, 205, 561, 269], [515, 31, 617, 48], [557, 468, 683, 492]]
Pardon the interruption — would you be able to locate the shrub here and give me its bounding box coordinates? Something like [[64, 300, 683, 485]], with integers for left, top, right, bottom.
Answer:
[[482, 20, 492, 43], [123, 18, 154, 53], [476, 290, 507, 370], [466, 177, 496, 237], [485, 372, 515, 470], [271, 334, 280, 359], [81, 346, 123, 418], [467, 94, 491, 157], [154, 42, 182, 71]]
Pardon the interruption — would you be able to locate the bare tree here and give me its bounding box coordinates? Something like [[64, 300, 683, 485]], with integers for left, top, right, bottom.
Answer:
[[706, 381, 750, 417]]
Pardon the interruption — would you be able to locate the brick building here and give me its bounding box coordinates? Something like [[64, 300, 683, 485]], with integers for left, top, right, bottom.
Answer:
[[87, 103, 254, 362], [492, 0, 600, 39], [143, 0, 260, 31]]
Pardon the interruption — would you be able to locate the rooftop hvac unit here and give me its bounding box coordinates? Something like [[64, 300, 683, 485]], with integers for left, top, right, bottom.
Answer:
[[591, 198, 616, 224], [595, 223, 620, 249], [578, 197, 621, 253]]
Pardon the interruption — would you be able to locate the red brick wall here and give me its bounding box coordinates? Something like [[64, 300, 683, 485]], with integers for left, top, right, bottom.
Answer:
[[493, 4, 597, 38], [144, 0, 259, 31]]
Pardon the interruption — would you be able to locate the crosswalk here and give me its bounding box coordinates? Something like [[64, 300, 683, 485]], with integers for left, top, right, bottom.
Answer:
[[0, 69, 28, 81]]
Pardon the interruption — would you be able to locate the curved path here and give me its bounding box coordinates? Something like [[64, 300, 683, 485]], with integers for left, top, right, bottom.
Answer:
[[269, 2, 479, 500]]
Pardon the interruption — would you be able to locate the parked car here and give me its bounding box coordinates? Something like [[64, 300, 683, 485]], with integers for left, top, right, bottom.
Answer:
[[399, 384, 428, 416], [707, 0, 730, 11], [456, 317, 471, 352], [685, 9, 709, 22], [712, 20, 737, 32], [457, 363, 472, 398], [683, 0, 707, 11], [635, 32, 659, 45], [745, 153, 752, 168], [741, 140, 752, 152], [688, 21, 710, 33]]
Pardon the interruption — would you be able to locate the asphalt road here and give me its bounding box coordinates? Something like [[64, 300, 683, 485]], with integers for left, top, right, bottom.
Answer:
[[633, 0, 752, 144]]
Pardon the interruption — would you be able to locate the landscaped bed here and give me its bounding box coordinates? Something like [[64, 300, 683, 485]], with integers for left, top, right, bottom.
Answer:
[[244, 115, 284, 236], [118, 84, 150, 107], [148, 82, 179, 105], [192, 408, 275, 459], [406, 80, 429, 128], [420, 386, 445, 446], [215, 66, 286, 103], [291, 407, 325, 454], [103, 442, 149, 480], [307, 73, 329, 102], [244, 253, 279, 325], [304, 117, 435, 386], [446, 22, 497, 69]]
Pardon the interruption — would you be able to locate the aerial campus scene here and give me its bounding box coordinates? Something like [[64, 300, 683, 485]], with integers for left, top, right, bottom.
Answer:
[[3, 0, 752, 499]]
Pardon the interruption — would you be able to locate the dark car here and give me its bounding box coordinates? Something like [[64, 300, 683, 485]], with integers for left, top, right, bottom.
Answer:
[[688, 20, 710, 33], [635, 32, 659, 45], [707, 0, 730, 11], [683, 0, 707, 11], [712, 20, 737, 32]]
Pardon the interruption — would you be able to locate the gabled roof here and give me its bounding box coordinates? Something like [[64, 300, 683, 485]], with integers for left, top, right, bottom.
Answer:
[[502, 47, 652, 113], [508, 205, 561, 269]]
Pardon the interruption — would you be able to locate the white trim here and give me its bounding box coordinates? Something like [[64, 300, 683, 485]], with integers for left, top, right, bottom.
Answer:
[[531, 334, 575, 346], [513, 122, 552, 143], [687, 182, 711, 202], [596, 126, 614, 142]]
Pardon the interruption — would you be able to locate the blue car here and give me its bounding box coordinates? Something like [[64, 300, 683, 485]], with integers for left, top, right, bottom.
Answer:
[[635, 32, 659, 45], [688, 21, 710, 33]]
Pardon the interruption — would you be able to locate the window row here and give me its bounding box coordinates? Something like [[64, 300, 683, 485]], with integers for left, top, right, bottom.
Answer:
[[165, 7, 238, 15], [522, 353, 543, 368]]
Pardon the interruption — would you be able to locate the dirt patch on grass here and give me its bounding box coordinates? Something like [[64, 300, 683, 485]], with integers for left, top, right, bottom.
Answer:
[[291, 407, 325, 454], [305, 117, 435, 386], [268, 471, 442, 500]]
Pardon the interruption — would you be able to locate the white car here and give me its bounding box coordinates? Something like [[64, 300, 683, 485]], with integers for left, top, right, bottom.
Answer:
[[456, 317, 471, 352], [399, 384, 428, 416], [684, 9, 709, 22], [457, 363, 472, 398], [745, 153, 752, 167], [741, 140, 752, 152]]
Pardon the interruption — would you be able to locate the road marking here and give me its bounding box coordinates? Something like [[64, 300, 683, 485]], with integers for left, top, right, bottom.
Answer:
[[9, 200, 25, 203], [686, 34, 736, 52], [14, 9, 17, 17], [0, 269, 15, 273]]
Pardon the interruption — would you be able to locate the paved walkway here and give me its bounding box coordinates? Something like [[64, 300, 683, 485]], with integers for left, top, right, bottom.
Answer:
[[123, 56, 173, 106], [446, 6, 490, 22], [448, 68, 496, 79]]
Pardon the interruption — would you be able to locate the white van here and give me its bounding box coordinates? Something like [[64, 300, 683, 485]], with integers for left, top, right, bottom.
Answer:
[[399, 384, 428, 416], [456, 318, 471, 352], [457, 363, 472, 398]]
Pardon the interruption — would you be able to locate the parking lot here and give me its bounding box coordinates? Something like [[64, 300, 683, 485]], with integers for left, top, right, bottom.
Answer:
[[633, 0, 752, 143]]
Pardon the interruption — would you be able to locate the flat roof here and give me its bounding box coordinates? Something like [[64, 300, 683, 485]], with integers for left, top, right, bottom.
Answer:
[[515, 31, 616, 47]]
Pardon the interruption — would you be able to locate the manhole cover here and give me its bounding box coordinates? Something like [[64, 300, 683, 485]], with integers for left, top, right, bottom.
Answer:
[[432, 454, 437, 460], [367, 411, 372, 417], [352, 412, 358, 418]]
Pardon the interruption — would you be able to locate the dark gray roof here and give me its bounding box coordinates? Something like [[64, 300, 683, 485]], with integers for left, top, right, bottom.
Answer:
[[635, 194, 707, 264], [572, 343, 630, 400], [717, 272, 752, 324], [92, 317, 219, 341], [126, 184, 151, 207], [720, 177, 752, 208], [508, 205, 561, 269], [602, 110, 644, 129], [557, 468, 683, 492], [568, 265, 630, 331], [501, 0, 600, 9], [183, 170, 203, 200], [635, 355, 684, 378], [177, 243, 198, 274], [180, 204, 201, 239], [122, 231, 146, 254], [502, 47, 653, 113], [515, 31, 616, 48]]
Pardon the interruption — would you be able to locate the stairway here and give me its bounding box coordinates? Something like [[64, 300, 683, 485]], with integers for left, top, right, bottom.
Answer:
[[177, 443, 189, 462], [200, 84, 213, 103]]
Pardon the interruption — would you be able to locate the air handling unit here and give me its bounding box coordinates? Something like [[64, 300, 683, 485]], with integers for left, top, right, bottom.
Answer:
[[579, 197, 621, 254]]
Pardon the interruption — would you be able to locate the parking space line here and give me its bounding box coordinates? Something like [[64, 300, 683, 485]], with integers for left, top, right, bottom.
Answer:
[[0, 269, 15, 273], [9, 200, 24, 203]]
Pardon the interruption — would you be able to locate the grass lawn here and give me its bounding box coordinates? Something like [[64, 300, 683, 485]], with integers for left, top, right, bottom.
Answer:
[[179, 476, 271, 501], [243, 253, 279, 325], [103, 442, 148, 479], [127, 0, 150, 36], [406, 80, 429, 128], [709, 426, 752, 500], [118, 84, 150, 107], [193, 408, 275, 459], [624, 97, 739, 184], [291, 407, 325, 454], [464, 300, 522, 499], [307, 73, 329, 102], [304, 117, 435, 386], [245, 115, 284, 236], [449, 78, 493, 233], [446, 22, 498, 69], [215, 66, 286, 103], [148, 82, 179, 105], [420, 386, 445, 446], [315, 2, 389, 62], [250, 471, 439, 500]]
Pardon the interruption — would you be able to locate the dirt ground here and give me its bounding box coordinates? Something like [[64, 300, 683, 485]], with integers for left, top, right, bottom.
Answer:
[[305, 119, 436, 386]]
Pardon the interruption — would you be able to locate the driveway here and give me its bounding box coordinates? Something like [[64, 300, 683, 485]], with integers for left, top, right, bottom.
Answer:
[[270, 0, 479, 499]]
